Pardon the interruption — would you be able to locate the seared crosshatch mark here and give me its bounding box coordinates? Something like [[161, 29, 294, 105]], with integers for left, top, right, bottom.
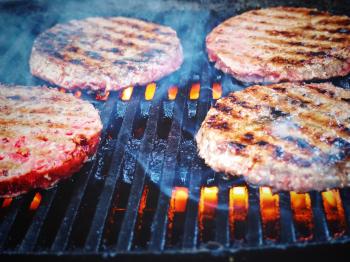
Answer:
[[196, 82, 350, 192], [30, 16, 183, 91], [206, 7, 350, 83]]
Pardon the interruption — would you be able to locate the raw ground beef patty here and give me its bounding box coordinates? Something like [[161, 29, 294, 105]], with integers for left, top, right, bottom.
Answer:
[[0, 84, 102, 197]]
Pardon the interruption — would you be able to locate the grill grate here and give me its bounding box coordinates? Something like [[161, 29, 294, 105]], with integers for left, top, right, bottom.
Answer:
[[1, 0, 350, 260]]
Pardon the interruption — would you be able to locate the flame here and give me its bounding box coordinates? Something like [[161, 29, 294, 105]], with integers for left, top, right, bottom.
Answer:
[[259, 187, 280, 240], [168, 86, 178, 100], [290, 192, 313, 240], [170, 187, 189, 213], [59, 88, 66, 93], [1, 198, 12, 208], [212, 82, 222, 100], [321, 189, 346, 237], [120, 86, 133, 101], [189, 82, 200, 100], [199, 187, 218, 219], [138, 185, 149, 214], [229, 186, 248, 222], [29, 192, 42, 211], [96, 91, 110, 101], [145, 83, 156, 101], [74, 90, 81, 98]]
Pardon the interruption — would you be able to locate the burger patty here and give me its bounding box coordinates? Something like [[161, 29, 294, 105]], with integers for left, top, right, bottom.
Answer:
[[196, 82, 350, 192], [30, 17, 183, 91], [206, 7, 350, 83], [0, 84, 102, 198]]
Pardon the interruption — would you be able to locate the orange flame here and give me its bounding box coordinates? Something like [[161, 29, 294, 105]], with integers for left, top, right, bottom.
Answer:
[[259, 187, 280, 240], [189, 82, 200, 100], [29, 192, 42, 211], [199, 187, 218, 219], [138, 185, 150, 216], [96, 91, 110, 101], [168, 86, 178, 100], [74, 90, 82, 98], [229, 186, 249, 222], [322, 189, 346, 237], [170, 187, 189, 213], [59, 88, 66, 93], [212, 82, 222, 100], [145, 83, 156, 101], [229, 186, 248, 239], [290, 192, 314, 240], [120, 86, 133, 101], [1, 198, 12, 208]]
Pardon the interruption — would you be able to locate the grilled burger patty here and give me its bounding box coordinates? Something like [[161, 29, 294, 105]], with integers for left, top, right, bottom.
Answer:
[[0, 84, 102, 198], [206, 7, 350, 83], [30, 17, 183, 91], [196, 82, 350, 192]]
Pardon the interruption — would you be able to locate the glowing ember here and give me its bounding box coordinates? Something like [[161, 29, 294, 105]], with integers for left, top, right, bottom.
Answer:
[[198, 186, 218, 242], [170, 187, 189, 213], [167, 187, 189, 247], [29, 192, 42, 211], [229, 186, 248, 240], [229, 186, 248, 221], [120, 86, 133, 101], [322, 189, 347, 237], [290, 192, 314, 240], [145, 83, 156, 101], [74, 90, 82, 98], [96, 91, 110, 101], [199, 187, 218, 219], [212, 82, 222, 100], [168, 86, 178, 100], [259, 187, 280, 240], [1, 198, 12, 208], [189, 82, 200, 100]]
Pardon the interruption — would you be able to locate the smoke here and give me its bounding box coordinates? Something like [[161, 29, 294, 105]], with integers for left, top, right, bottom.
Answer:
[[2, 0, 350, 210]]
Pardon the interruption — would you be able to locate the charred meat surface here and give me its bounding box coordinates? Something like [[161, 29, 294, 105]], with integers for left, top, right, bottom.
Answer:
[[206, 7, 350, 83], [0, 84, 102, 198], [30, 17, 183, 91], [196, 82, 350, 192]]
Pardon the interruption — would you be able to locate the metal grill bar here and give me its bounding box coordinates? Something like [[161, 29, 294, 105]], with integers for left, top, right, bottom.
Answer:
[[18, 189, 57, 252], [246, 188, 263, 246], [0, 1, 350, 259], [214, 177, 229, 246], [310, 193, 330, 241], [51, 92, 126, 251], [115, 88, 164, 252], [84, 88, 153, 251], [182, 73, 212, 249], [0, 199, 24, 249], [279, 193, 296, 244], [148, 84, 186, 251]]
